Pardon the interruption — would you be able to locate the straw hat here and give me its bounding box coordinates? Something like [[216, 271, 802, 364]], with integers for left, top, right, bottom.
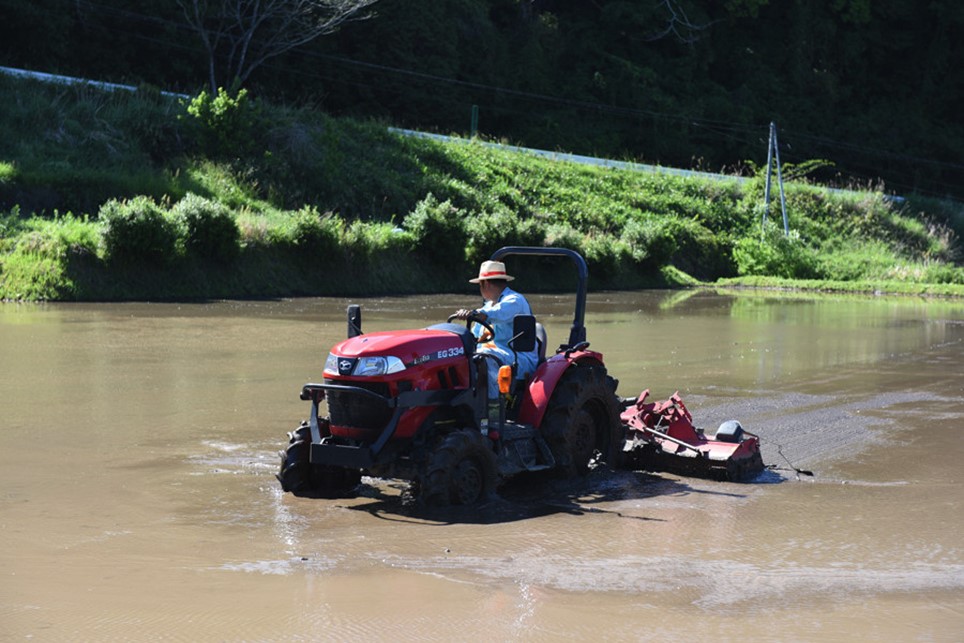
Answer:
[[469, 260, 515, 283]]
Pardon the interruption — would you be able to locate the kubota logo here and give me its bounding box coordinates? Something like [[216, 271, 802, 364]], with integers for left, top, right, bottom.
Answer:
[[337, 358, 356, 375]]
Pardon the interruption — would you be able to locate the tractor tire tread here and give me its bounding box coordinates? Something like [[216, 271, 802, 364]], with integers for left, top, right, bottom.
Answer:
[[543, 364, 623, 477], [418, 429, 497, 507]]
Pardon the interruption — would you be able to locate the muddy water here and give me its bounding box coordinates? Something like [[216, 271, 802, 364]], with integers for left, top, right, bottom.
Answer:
[[1, 291, 962, 641]]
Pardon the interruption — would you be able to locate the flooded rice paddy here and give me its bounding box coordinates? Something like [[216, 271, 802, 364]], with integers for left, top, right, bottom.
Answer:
[[1, 290, 962, 641]]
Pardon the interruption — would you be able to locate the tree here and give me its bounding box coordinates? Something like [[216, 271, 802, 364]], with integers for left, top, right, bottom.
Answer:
[[177, 0, 378, 92], [645, 0, 718, 43]]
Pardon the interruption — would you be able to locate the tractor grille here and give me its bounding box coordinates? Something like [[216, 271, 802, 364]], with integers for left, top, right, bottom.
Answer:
[[325, 379, 393, 430]]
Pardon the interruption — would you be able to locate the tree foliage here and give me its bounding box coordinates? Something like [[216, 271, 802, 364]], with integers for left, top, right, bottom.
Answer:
[[1, 0, 961, 199]]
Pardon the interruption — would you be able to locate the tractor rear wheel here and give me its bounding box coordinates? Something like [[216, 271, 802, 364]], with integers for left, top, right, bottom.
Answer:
[[543, 365, 623, 476], [276, 423, 361, 498], [418, 429, 497, 507]]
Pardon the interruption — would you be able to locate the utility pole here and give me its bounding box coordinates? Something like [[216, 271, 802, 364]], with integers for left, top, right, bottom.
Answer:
[[763, 122, 789, 237]]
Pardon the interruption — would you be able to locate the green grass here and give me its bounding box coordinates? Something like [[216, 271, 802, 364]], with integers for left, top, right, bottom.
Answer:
[[715, 275, 964, 298], [0, 211, 99, 300], [0, 75, 962, 301]]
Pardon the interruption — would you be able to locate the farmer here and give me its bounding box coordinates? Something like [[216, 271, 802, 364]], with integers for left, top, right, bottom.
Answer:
[[453, 260, 539, 408]]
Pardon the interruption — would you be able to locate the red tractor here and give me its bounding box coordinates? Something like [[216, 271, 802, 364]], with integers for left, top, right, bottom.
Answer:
[[276, 247, 625, 505], [276, 247, 765, 505]]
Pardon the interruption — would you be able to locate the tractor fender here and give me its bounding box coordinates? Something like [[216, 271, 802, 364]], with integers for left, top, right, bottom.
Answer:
[[517, 350, 605, 428]]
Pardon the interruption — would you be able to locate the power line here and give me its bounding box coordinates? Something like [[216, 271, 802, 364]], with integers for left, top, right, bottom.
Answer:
[[291, 49, 964, 182]]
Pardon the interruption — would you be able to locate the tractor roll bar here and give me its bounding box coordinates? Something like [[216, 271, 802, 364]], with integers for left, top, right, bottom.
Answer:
[[490, 246, 588, 349]]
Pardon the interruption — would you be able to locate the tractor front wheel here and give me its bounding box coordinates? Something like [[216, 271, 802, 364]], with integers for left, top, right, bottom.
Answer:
[[276, 423, 361, 498], [276, 423, 311, 493], [418, 429, 498, 507]]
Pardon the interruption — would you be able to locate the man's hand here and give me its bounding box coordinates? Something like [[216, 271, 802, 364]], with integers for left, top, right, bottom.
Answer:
[[453, 308, 486, 321]]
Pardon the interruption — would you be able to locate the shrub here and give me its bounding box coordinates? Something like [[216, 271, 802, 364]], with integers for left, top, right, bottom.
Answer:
[[0, 161, 15, 184], [622, 216, 680, 267], [814, 240, 894, 281], [183, 87, 263, 159], [922, 263, 964, 285], [733, 226, 821, 279], [464, 209, 544, 267], [583, 232, 631, 282], [171, 193, 239, 263], [544, 223, 584, 251], [403, 193, 468, 260], [288, 206, 347, 260], [0, 205, 25, 240], [100, 196, 178, 265], [346, 219, 413, 257], [654, 217, 733, 280]]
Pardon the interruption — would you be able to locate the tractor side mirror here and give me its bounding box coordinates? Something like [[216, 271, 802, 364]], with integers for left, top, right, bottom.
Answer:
[[510, 315, 536, 353], [347, 305, 362, 338]]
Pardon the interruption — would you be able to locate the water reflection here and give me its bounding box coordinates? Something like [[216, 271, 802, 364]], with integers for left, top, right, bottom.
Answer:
[[574, 291, 962, 393]]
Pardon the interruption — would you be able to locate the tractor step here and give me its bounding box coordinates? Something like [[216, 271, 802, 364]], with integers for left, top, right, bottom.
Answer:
[[496, 422, 556, 476]]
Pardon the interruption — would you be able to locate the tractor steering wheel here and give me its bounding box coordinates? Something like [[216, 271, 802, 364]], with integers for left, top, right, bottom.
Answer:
[[448, 313, 495, 344]]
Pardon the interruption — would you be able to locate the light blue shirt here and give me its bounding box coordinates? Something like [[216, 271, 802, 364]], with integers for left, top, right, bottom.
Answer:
[[473, 286, 538, 379]]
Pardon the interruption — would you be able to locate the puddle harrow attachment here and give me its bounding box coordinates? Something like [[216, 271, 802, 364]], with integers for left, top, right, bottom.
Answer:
[[620, 390, 764, 482]]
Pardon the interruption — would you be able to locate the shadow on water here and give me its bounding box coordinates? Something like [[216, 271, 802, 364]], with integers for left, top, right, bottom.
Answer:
[[339, 467, 753, 526]]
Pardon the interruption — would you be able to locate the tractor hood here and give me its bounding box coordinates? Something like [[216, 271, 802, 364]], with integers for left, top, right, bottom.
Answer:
[[326, 326, 471, 378]]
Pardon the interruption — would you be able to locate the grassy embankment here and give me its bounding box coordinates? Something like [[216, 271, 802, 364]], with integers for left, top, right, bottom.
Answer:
[[1, 75, 962, 301]]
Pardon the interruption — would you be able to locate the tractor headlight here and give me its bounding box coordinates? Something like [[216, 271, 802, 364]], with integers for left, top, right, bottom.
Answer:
[[353, 355, 406, 376], [323, 353, 405, 377], [324, 352, 339, 376]]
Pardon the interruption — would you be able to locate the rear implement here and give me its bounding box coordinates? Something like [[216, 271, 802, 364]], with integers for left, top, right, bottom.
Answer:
[[620, 390, 764, 482]]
